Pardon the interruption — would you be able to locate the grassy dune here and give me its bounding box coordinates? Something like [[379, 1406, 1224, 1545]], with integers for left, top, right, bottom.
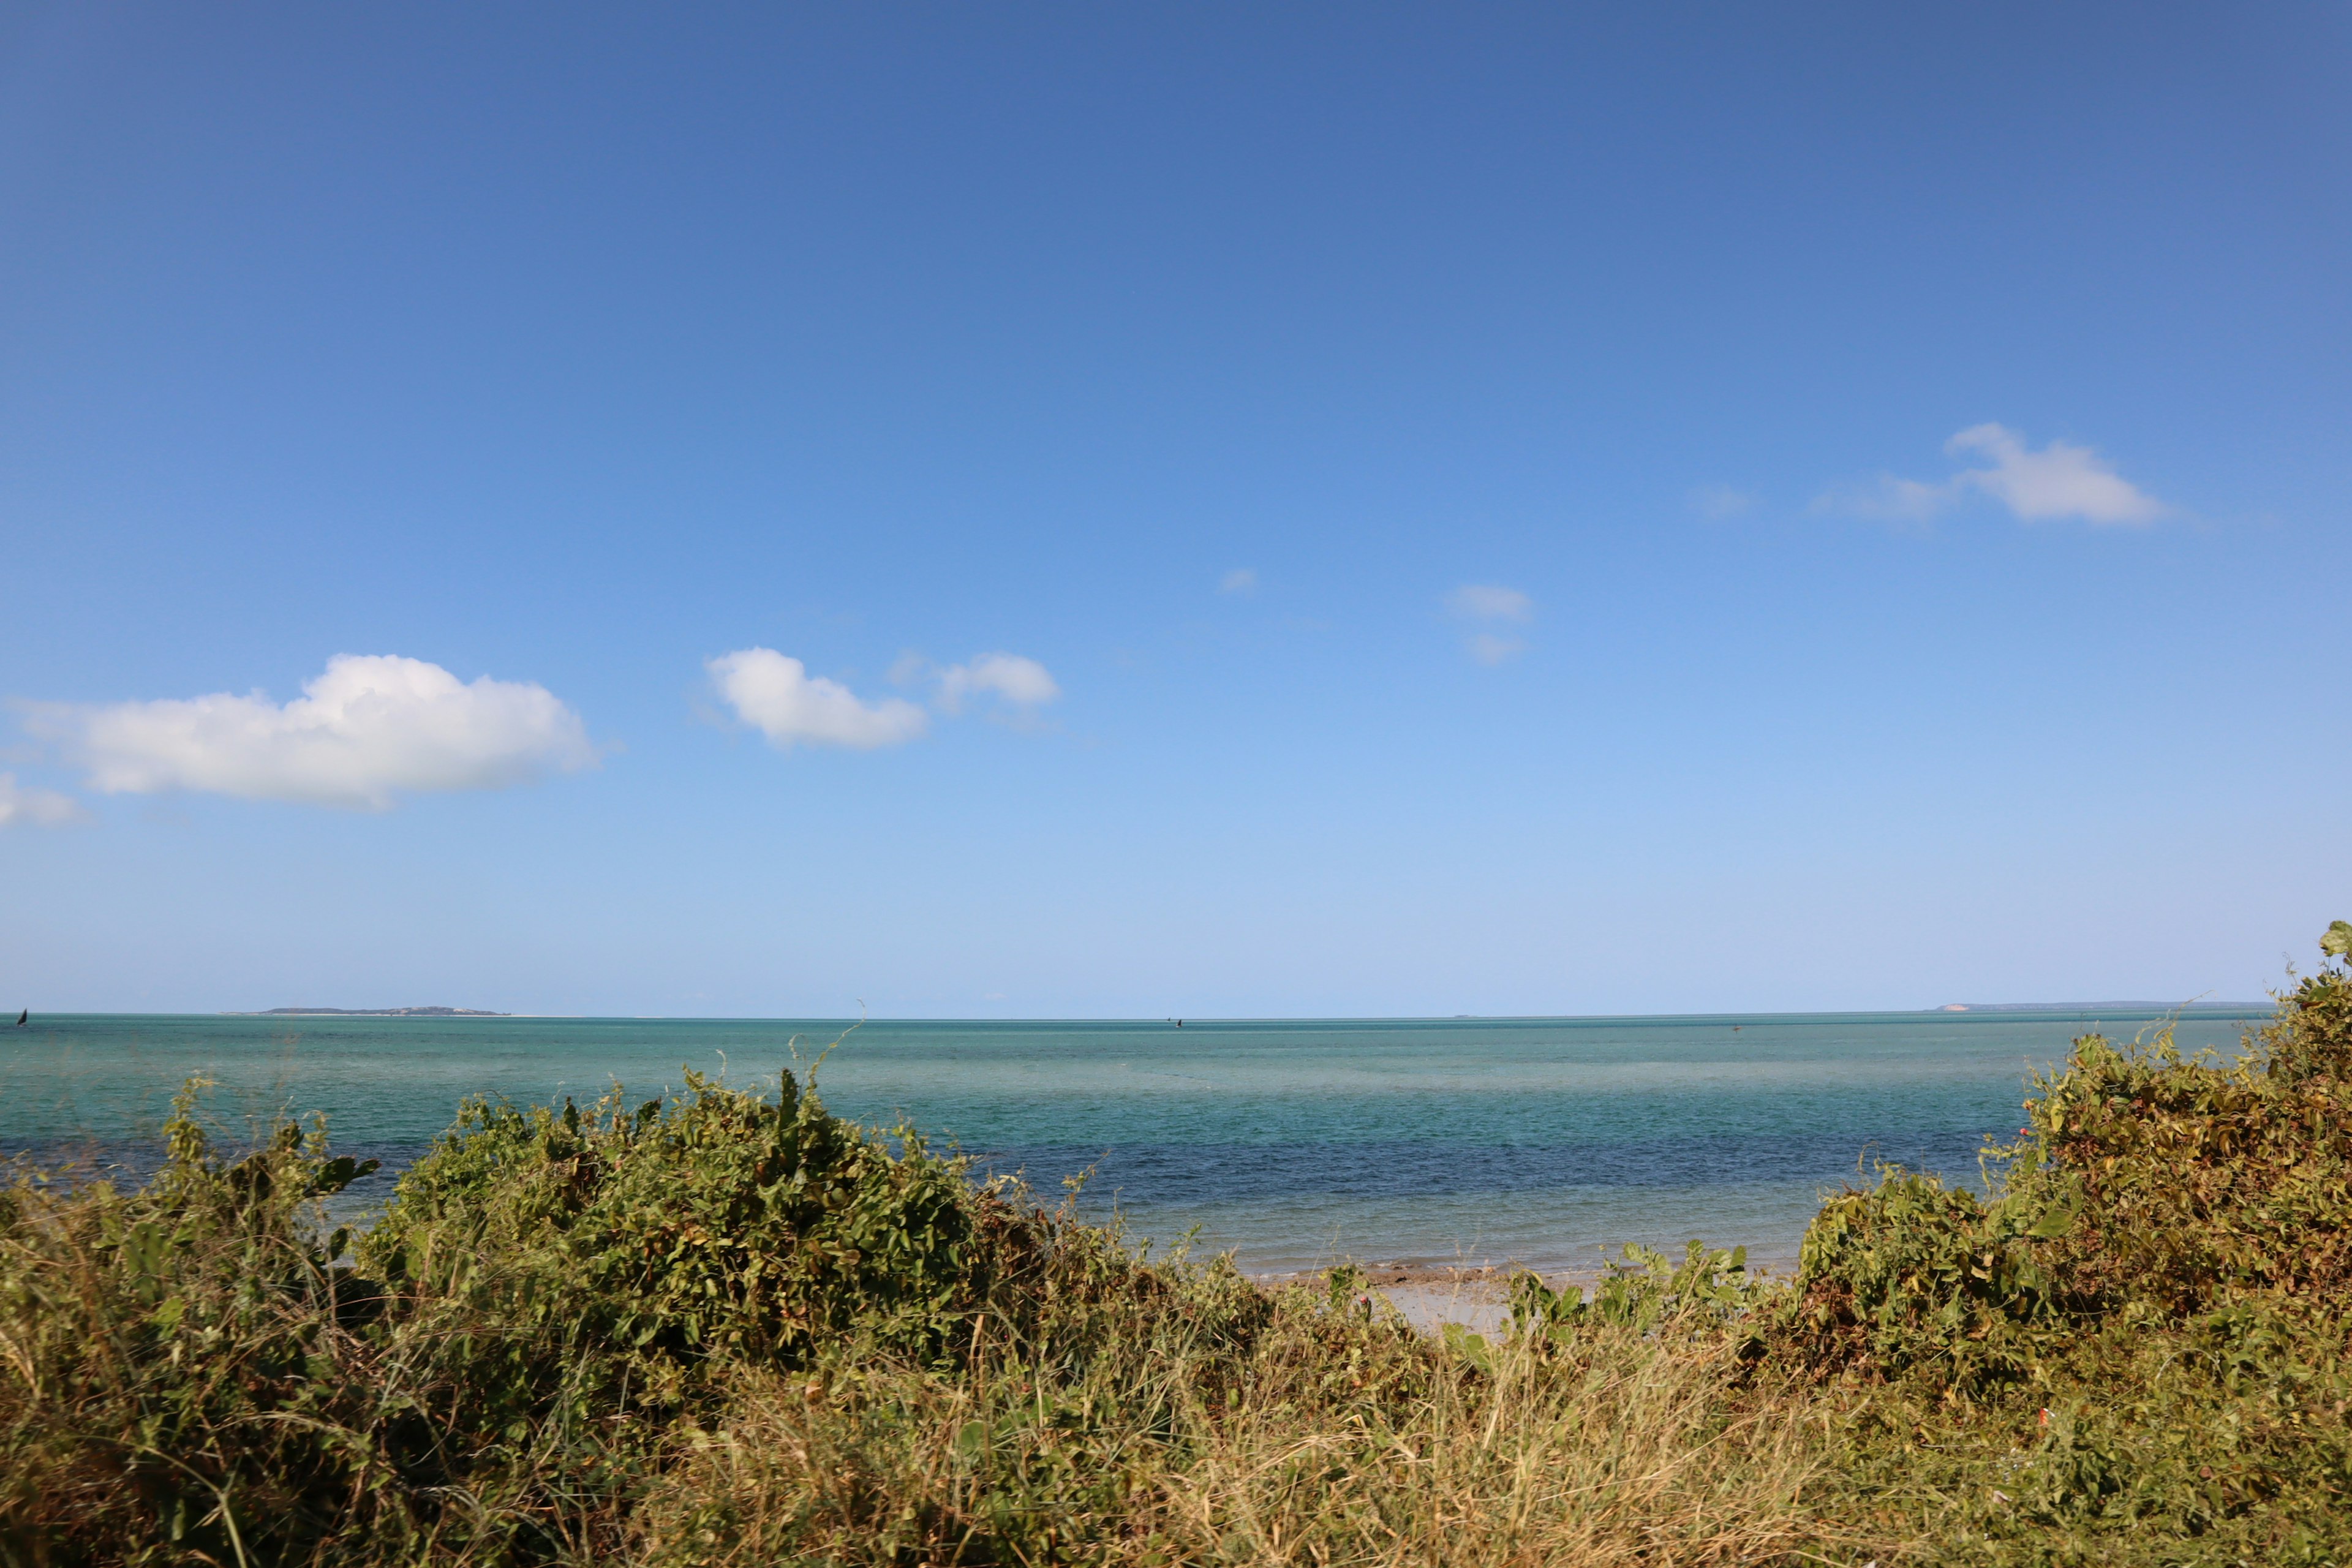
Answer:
[[4, 929, 2350, 1566]]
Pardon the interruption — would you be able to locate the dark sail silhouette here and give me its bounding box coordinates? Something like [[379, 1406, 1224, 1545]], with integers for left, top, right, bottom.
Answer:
[[12, 1009, 24, 1027]]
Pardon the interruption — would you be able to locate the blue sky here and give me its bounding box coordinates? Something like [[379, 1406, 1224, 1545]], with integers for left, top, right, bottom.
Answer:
[[4, 3, 2347, 1016]]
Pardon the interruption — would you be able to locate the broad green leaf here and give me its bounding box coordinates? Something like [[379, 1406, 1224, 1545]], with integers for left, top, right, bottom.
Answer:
[[2320, 919, 2352, 960]]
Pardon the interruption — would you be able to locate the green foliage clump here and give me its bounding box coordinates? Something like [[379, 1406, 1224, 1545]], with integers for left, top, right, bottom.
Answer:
[[1782, 1166, 2080, 1391], [1774, 923, 2352, 1562], [1510, 1242, 1762, 1339], [366, 1069, 1020, 1392], [0, 1083, 390, 1565], [1787, 931, 2352, 1390], [0, 1066, 1230, 1566]]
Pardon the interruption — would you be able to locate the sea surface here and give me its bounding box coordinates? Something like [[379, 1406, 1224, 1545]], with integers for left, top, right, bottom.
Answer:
[[0, 1008, 2265, 1276]]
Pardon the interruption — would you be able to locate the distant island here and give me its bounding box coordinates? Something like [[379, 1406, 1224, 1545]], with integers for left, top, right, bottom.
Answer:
[[235, 1006, 513, 1017], [1933, 1000, 2267, 1013]]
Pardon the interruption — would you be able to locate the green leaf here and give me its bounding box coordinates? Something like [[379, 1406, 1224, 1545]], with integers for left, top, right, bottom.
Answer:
[[2320, 920, 2352, 960], [308, 1156, 381, 1197], [2029, 1193, 2082, 1239], [1441, 1323, 1493, 1372]]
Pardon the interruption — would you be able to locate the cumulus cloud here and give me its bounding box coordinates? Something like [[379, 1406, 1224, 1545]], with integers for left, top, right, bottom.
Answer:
[[1444, 583, 1533, 665], [1466, 632, 1527, 666], [712, 648, 1061, 749], [1690, 484, 1757, 521], [1822, 473, 1955, 526], [935, 652, 1061, 714], [708, 647, 929, 750], [0, 774, 86, 827], [1219, 567, 1259, 595], [1444, 584, 1532, 623], [1945, 424, 2167, 523], [1819, 424, 2168, 527], [26, 655, 594, 810]]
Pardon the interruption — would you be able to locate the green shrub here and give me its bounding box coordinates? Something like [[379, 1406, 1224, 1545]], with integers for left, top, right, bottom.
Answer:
[[364, 1069, 1011, 1397], [0, 1083, 399, 1566], [1774, 924, 2352, 1564], [1506, 1240, 1763, 1342], [0, 1068, 1204, 1566], [1784, 928, 2352, 1398]]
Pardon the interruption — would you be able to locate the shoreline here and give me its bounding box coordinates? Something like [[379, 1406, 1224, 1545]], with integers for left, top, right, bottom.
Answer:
[[1255, 1250, 1806, 1335]]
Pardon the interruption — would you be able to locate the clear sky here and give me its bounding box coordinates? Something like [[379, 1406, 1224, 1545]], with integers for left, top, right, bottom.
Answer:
[[4, 3, 2347, 1017]]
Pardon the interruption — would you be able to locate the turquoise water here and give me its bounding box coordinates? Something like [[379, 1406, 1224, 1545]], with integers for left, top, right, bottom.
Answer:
[[0, 1009, 2264, 1275]]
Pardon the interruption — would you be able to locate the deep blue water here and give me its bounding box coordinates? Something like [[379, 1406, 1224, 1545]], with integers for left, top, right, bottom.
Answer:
[[0, 1008, 2263, 1274]]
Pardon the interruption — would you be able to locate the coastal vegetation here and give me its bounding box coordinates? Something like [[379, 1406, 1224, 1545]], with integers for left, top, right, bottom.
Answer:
[[3, 927, 2349, 1565]]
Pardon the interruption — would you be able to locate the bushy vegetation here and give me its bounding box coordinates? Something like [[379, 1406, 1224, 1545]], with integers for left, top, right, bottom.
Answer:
[[1772, 926, 2352, 1564], [4, 926, 2349, 1566]]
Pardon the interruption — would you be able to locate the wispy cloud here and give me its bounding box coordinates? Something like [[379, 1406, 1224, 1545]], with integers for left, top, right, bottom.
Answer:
[[1818, 424, 2168, 527], [1444, 584, 1531, 622], [934, 652, 1060, 715], [1445, 583, 1532, 664], [714, 647, 1062, 749], [1822, 473, 1954, 526], [1689, 484, 1757, 521], [1218, 567, 1259, 595], [0, 774, 86, 827], [24, 655, 594, 810], [1945, 424, 2168, 523], [709, 648, 929, 750], [1465, 632, 1527, 666]]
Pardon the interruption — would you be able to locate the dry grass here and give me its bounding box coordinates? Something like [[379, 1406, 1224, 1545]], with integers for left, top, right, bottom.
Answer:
[[640, 1296, 1869, 1567]]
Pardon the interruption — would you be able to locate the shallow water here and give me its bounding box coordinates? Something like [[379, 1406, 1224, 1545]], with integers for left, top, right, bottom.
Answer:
[[0, 1009, 2262, 1275]]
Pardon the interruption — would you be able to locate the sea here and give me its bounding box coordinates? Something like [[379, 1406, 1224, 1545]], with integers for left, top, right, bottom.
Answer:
[[0, 1008, 2266, 1278]]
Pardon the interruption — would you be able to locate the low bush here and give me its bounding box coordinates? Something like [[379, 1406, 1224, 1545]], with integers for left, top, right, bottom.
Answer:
[[0, 1068, 1261, 1565], [1787, 931, 2352, 1386], [1774, 926, 2352, 1563]]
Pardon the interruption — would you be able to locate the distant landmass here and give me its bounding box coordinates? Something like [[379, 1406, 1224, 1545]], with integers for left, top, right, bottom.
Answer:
[[1933, 1000, 2267, 1014], [236, 1006, 513, 1017]]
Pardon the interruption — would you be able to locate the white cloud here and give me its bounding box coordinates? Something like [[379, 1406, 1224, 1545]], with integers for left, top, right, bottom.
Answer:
[[1444, 584, 1534, 665], [710, 647, 1060, 750], [1467, 633, 1527, 666], [1690, 484, 1757, 521], [1818, 424, 2168, 527], [29, 654, 594, 810], [1219, 567, 1259, 595], [1945, 423, 2168, 524], [935, 652, 1061, 714], [709, 647, 929, 750], [0, 774, 86, 827], [1444, 584, 1532, 622], [1818, 473, 1956, 526]]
